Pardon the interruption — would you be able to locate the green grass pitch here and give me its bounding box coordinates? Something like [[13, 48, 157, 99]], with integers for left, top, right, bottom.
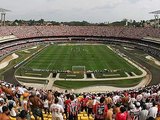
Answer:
[[23, 44, 141, 75]]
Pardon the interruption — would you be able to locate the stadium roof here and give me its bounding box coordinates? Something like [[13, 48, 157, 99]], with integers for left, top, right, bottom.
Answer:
[[0, 8, 10, 13], [150, 10, 160, 14]]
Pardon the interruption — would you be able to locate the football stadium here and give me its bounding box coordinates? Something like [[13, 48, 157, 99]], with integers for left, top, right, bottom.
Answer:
[[0, 26, 159, 92], [0, 1, 160, 120]]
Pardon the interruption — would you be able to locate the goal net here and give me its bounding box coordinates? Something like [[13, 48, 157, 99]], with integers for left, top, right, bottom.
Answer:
[[72, 66, 86, 73]]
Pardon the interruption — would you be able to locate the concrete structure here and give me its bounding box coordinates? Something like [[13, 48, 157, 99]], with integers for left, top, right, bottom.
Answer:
[[150, 10, 160, 28], [0, 8, 10, 26]]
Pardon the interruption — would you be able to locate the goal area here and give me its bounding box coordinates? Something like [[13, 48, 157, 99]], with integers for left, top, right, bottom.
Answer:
[[72, 66, 86, 73]]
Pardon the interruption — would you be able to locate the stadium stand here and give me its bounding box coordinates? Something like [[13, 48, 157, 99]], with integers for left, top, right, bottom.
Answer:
[[0, 80, 160, 120], [0, 26, 159, 39]]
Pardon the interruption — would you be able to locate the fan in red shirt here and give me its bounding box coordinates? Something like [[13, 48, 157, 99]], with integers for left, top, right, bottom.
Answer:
[[64, 94, 71, 119], [94, 97, 108, 120], [81, 94, 88, 112], [116, 107, 128, 120], [67, 95, 78, 120]]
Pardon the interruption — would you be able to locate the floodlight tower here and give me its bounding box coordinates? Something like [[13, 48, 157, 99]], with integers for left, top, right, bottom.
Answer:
[[0, 8, 11, 26], [150, 10, 160, 28]]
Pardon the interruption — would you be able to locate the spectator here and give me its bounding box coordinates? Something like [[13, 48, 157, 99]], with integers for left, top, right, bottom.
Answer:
[[64, 94, 71, 119], [81, 94, 88, 112], [8, 96, 17, 117], [129, 102, 141, 120], [50, 97, 64, 120], [115, 107, 127, 120], [67, 94, 78, 120], [21, 93, 30, 120], [47, 90, 53, 113], [17, 110, 28, 120], [43, 97, 49, 114], [114, 102, 121, 115], [86, 97, 94, 116], [0, 106, 11, 120], [94, 97, 108, 120], [148, 101, 158, 119], [139, 104, 148, 120], [29, 92, 44, 120], [0, 97, 5, 113], [106, 104, 113, 120]]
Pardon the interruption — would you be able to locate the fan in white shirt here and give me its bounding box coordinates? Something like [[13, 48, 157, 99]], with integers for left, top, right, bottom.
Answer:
[[50, 97, 64, 120], [148, 101, 158, 119], [44, 98, 49, 114]]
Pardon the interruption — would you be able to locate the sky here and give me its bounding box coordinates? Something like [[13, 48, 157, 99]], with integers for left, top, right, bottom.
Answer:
[[0, 0, 160, 23]]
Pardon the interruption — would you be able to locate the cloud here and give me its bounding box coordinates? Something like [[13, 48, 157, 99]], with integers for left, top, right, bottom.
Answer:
[[1, 0, 160, 22]]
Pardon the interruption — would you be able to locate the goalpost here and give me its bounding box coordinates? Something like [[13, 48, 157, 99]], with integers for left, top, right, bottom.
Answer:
[[72, 66, 86, 73]]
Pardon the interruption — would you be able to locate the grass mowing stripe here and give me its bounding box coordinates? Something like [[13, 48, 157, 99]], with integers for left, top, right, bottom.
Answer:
[[23, 45, 141, 73], [47, 46, 59, 70]]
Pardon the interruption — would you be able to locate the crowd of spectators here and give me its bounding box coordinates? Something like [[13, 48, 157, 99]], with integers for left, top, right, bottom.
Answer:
[[0, 26, 160, 58], [0, 26, 160, 39], [0, 80, 160, 120], [0, 42, 39, 57]]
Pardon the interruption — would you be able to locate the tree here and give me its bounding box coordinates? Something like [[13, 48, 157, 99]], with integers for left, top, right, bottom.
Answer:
[[38, 19, 44, 25], [28, 20, 35, 26]]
